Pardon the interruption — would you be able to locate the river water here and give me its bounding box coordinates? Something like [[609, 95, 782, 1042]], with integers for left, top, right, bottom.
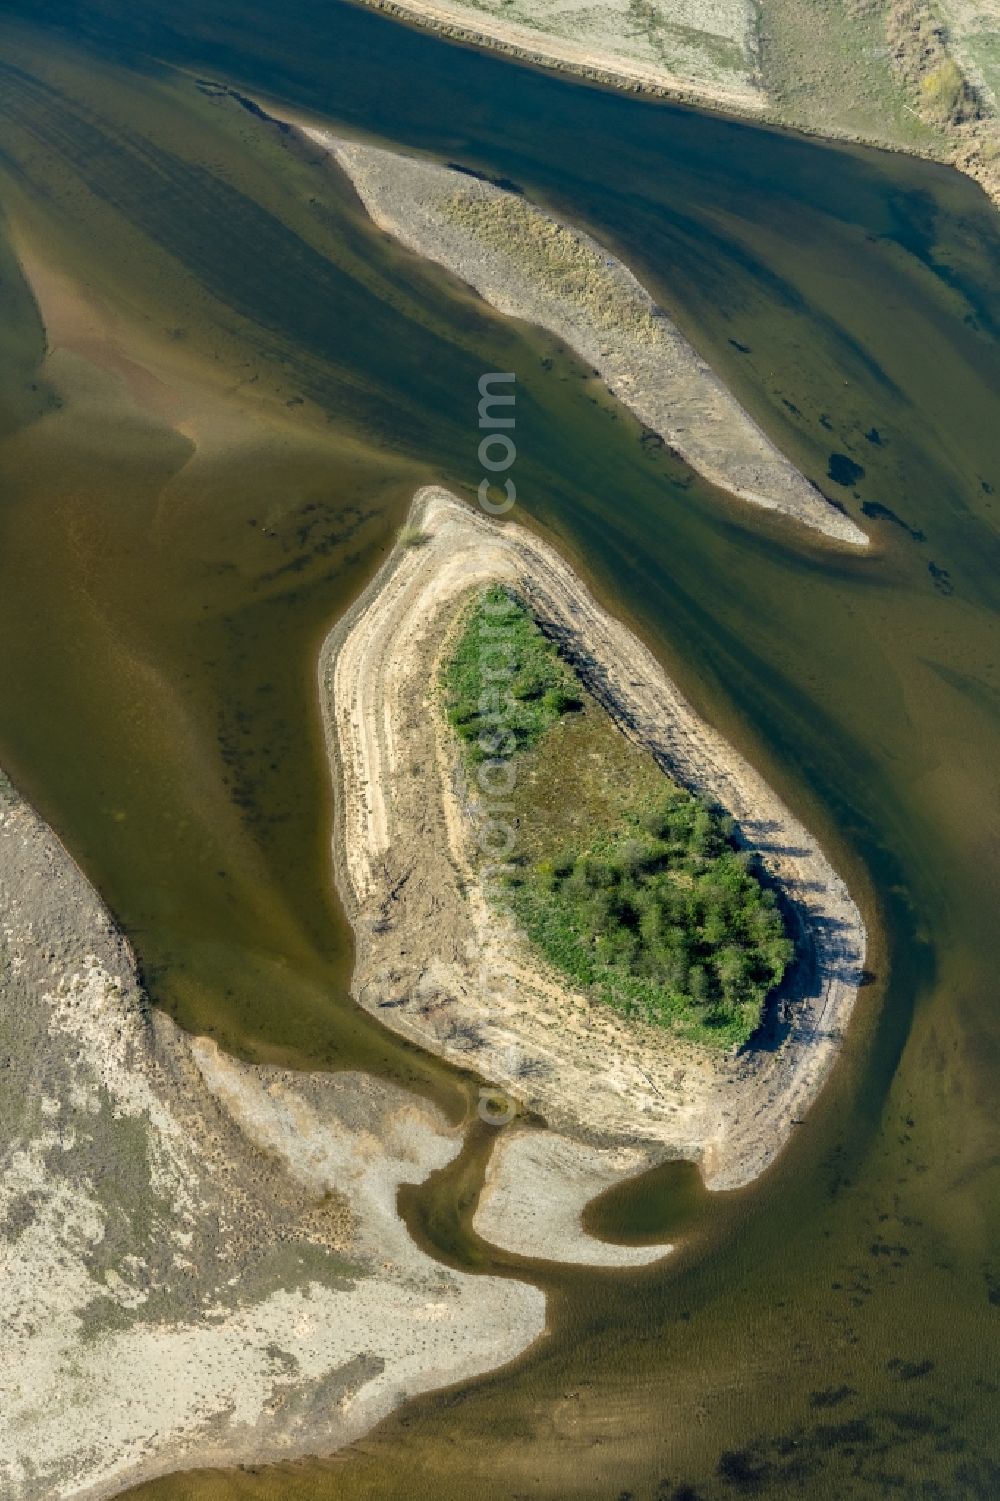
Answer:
[[0, 2, 998, 1495]]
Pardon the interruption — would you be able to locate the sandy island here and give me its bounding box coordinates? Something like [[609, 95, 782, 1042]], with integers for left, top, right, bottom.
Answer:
[[322, 487, 867, 1210], [0, 474, 867, 1501], [304, 129, 868, 549]]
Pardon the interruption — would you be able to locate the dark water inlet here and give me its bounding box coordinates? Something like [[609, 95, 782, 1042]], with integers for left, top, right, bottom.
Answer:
[[0, 3, 997, 1496]]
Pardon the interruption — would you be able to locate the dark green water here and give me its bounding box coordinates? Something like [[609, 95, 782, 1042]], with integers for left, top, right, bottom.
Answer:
[[0, 3, 998, 1496]]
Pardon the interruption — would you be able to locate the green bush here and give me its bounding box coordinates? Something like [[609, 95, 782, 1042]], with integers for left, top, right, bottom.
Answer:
[[442, 587, 795, 1049], [920, 59, 968, 122], [506, 792, 793, 1049], [442, 585, 579, 763]]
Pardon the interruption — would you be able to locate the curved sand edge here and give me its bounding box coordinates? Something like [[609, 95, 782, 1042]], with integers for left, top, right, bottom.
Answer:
[[321, 486, 867, 1195], [472, 1129, 673, 1267], [0, 772, 544, 1501], [305, 129, 868, 548]]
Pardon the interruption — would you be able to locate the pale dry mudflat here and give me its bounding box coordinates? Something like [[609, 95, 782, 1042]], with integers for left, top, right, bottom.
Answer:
[[322, 487, 868, 1214], [0, 772, 546, 1501], [305, 129, 868, 549]]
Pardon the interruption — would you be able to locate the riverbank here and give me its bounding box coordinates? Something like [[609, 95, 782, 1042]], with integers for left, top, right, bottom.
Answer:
[[344, 0, 765, 115], [0, 771, 544, 1500], [305, 128, 868, 547], [345, 0, 1000, 212], [321, 486, 868, 1193]]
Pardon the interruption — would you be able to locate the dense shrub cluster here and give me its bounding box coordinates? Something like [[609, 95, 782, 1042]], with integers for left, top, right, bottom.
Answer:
[[442, 587, 794, 1048], [508, 791, 793, 1048], [443, 585, 579, 762]]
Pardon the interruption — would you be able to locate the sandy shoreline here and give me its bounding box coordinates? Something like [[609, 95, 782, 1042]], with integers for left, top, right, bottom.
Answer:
[[306, 128, 868, 548], [0, 771, 545, 1501], [338, 0, 1000, 213], [347, 0, 765, 114], [321, 486, 867, 1192]]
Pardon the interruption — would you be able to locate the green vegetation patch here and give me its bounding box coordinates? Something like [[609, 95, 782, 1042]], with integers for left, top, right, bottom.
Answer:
[[509, 794, 792, 1049], [442, 584, 581, 764], [442, 587, 795, 1050]]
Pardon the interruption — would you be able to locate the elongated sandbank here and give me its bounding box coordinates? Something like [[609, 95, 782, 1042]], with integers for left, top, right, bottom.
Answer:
[[0, 772, 544, 1501], [305, 129, 868, 548], [321, 487, 867, 1195]]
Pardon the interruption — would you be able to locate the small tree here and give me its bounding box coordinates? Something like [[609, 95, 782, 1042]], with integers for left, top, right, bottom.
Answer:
[[921, 59, 970, 123]]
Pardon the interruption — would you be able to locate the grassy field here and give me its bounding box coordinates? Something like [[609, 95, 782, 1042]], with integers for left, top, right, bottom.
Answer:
[[760, 0, 943, 152], [443, 588, 793, 1050]]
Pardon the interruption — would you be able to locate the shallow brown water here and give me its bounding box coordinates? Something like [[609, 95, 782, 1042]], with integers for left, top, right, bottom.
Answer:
[[0, 7, 998, 1498]]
